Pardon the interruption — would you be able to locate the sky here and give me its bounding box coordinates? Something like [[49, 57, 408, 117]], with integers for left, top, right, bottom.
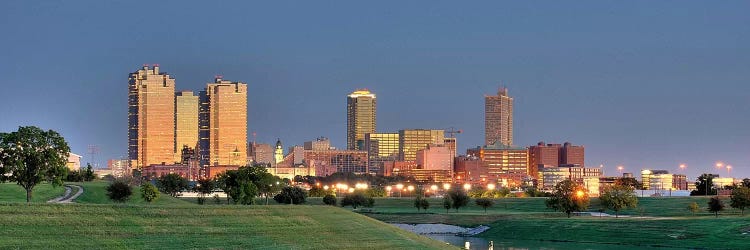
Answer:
[[1, 1, 748, 180]]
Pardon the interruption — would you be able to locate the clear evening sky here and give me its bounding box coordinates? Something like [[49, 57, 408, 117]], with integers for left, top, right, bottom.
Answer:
[[1, 1, 748, 179]]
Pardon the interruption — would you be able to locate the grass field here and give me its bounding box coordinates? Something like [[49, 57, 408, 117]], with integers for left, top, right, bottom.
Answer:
[[0, 182, 66, 203], [0, 182, 453, 249], [71, 181, 191, 205], [353, 196, 750, 249]]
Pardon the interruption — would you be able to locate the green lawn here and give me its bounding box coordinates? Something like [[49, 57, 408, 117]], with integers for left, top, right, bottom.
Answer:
[[0, 203, 454, 249], [0, 182, 66, 203], [351, 196, 750, 249], [72, 181, 192, 205]]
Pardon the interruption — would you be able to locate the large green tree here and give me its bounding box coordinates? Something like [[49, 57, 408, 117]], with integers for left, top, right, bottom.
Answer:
[[729, 186, 750, 215], [707, 196, 724, 218], [156, 173, 188, 197], [599, 184, 638, 218], [691, 174, 717, 196], [0, 126, 70, 203], [546, 180, 590, 218], [447, 187, 470, 212]]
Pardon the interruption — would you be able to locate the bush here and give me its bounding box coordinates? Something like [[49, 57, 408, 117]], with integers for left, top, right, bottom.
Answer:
[[107, 180, 132, 202], [308, 186, 331, 197], [140, 183, 159, 203], [447, 188, 470, 212], [273, 186, 308, 204], [341, 191, 374, 209], [323, 194, 337, 206]]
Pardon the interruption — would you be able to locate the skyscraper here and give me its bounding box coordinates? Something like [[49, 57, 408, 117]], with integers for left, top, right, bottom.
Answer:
[[365, 132, 400, 175], [199, 77, 248, 166], [485, 87, 513, 146], [128, 65, 176, 169], [347, 89, 376, 150], [398, 129, 444, 162], [174, 90, 199, 162]]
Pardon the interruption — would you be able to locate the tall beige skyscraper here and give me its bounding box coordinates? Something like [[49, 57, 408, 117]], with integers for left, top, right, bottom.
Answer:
[[347, 89, 376, 150], [174, 90, 199, 162], [199, 77, 248, 166], [485, 87, 513, 146], [128, 65, 176, 169]]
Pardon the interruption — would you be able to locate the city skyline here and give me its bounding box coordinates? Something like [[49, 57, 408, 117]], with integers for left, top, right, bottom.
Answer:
[[1, 1, 748, 179]]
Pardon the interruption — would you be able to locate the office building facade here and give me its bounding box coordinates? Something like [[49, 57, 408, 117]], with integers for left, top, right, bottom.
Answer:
[[485, 87, 513, 146], [346, 89, 376, 150], [128, 65, 176, 169]]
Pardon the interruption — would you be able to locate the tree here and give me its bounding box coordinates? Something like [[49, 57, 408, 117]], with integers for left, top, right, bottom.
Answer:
[[688, 202, 700, 216], [475, 198, 494, 213], [366, 186, 387, 198], [308, 186, 332, 197], [447, 188, 469, 212], [414, 196, 424, 212], [691, 174, 716, 196], [0, 126, 70, 203], [156, 173, 188, 197], [546, 180, 590, 218], [274, 186, 308, 204], [707, 196, 724, 218], [741, 178, 750, 188], [443, 195, 453, 213], [730, 186, 750, 215], [323, 194, 337, 206], [194, 178, 215, 205], [599, 184, 638, 218], [107, 180, 132, 202], [140, 183, 159, 202], [341, 191, 373, 209], [84, 163, 95, 181], [615, 177, 642, 190], [414, 196, 430, 212], [468, 187, 486, 198]]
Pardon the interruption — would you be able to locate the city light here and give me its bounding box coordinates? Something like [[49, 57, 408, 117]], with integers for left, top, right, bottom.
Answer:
[[430, 185, 438, 192], [396, 184, 404, 190], [348, 188, 355, 193], [323, 185, 329, 190], [386, 186, 392, 191], [463, 183, 471, 190], [576, 190, 585, 198], [407, 185, 414, 192], [487, 183, 495, 190], [443, 183, 451, 190], [679, 164, 686, 170]]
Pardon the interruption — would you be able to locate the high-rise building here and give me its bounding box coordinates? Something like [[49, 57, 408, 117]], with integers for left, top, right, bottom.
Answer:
[[528, 142, 585, 180], [364, 132, 400, 175], [347, 89, 376, 150], [128, 65, 176, 169], [174, 90, 199, 162], [249, 142, 274, 165], [304, 137, 332, 151], [399, 129, 444, 162], [485, 88, 513, 146], [199, 77, 248, 166], [467, 142, 528, 187]]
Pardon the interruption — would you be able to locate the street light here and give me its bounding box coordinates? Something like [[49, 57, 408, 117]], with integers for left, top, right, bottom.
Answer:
[[443, 183, 451, 190], [617, 166, 623, 176], [463, 183, 471, 191], [430, 185, 438, 193], [679, 164, 686, 171], [396, 184, 404, 197], [726, 165, 732, 176], [487, 183, 496, 190], [576, 190, 584, 199]]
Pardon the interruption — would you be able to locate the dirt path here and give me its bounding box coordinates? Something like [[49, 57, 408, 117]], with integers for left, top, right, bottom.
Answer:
[[47, 185, 83, 203]]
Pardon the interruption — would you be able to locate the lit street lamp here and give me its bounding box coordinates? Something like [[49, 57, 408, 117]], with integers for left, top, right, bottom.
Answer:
[[487, 183, 496, 190], [463, 183, 471, 191], [617, 166, 623, 176]]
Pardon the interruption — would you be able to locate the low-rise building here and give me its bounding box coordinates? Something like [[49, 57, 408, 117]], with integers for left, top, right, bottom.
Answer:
[[66, 153, 82, 171]]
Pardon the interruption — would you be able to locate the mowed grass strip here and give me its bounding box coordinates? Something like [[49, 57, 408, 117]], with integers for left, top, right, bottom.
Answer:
[[0, 183, 66, 203], [0, 203, 454, 249]]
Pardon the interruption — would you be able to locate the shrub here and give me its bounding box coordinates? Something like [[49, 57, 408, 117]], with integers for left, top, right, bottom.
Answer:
[[274, 186, 308, 204], [341, 191, 374, 209], [323, 194, 337, 206], [140, 183, 159, 203], [107, 180, 132, 202]]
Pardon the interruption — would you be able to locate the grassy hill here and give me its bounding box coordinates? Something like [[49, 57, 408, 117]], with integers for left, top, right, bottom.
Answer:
[[0, 182, 453, 249]]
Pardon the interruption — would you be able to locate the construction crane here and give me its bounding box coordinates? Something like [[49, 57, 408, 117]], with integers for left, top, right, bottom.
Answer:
[[444, 127, 462, 138]]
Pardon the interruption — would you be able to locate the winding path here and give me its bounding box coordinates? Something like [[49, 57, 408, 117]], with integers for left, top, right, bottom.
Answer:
[[47, 184, 84, 203]]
